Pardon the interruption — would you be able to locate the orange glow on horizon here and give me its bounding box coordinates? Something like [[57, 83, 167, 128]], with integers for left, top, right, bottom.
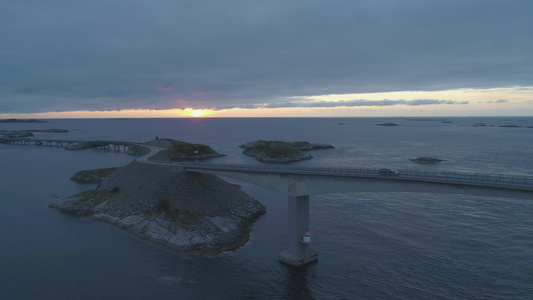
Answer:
[[0, 86, 531, 119]]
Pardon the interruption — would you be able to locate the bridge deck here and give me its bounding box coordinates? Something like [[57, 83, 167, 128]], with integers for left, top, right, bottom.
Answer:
[[177, 162, 533, 191], [2, 137, 137, 147]]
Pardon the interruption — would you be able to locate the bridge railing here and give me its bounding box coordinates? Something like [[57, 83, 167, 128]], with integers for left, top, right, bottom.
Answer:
[[397, 169, 531, 187], [177, 162, 533, 189]]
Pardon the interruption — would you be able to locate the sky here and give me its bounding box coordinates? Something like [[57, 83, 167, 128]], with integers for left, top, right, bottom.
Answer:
[[1, 0, 532, 118]]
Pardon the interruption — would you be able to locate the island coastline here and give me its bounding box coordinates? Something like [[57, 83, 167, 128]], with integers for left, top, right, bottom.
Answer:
[[49, 144, 266, 255]]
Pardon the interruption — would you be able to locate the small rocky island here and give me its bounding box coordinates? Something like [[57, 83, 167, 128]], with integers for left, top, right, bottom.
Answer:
[[0, 118, 47, 123], [50, 146, 266, 254], [410, 157, 448, 164], [376, 123, 399, 126], [145, 138, 226, 161], [0, 128, 68, 142], [240, 140, 335, 163]]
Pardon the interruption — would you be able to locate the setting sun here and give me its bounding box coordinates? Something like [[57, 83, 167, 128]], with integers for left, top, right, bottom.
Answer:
[[186, 109, 207, 117]]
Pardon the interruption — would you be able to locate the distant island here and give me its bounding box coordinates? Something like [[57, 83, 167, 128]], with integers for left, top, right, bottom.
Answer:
[[407, 118, 450, 122], [0, 128, 69, 142], [50, 144, 265, 254], [410, 157, 448, 164], [239, 140, 335, 163], [499, 125, 533, 128], [376, 123, 399, 126], [461, 123, 533, 128], [0, 119, 47, 123]]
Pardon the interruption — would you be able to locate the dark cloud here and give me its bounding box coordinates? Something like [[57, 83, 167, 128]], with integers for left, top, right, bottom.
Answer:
[[0, 0, 531, 113]]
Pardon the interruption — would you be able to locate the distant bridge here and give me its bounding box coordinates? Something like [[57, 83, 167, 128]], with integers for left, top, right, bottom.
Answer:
[[1, 138, 135, 151], [176, 162, 533, 266]]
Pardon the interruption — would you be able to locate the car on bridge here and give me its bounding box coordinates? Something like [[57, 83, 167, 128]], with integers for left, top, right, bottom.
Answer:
[[378, 168, 399, 176]]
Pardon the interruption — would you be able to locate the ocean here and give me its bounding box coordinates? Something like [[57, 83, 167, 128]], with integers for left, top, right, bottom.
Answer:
[[1, 117, 532, 299]]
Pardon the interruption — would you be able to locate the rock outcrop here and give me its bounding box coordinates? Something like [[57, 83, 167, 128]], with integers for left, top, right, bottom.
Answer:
[[127, 145, 151, 156], [70, 167, 119, 183], [50, 161, 266, 254]]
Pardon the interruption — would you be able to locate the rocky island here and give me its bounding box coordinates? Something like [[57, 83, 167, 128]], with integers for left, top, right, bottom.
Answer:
[[376, 123, 399, 126], [410, 157, 448, 164], [0, 128, 69, 142], [240, 140, 335, 163], [50, 145, 266, 254], [145, 138, 226, 161], [0, 118, 47, 123]]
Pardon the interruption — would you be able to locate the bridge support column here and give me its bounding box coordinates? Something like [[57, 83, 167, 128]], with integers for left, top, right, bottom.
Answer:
[[279, 195, 318, 267]]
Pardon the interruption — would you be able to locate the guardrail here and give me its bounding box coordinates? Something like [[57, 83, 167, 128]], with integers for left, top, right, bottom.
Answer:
[[177, 162, 533, 190]]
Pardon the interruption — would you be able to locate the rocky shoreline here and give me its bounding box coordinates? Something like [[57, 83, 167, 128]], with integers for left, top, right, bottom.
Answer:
[[70, 167, 120, 183], [50, 154, 266, 254]]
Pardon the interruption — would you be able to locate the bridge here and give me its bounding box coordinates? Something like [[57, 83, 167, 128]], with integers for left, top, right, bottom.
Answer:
[[175, 162, 533, 266], [7, 140, 531, 266], [1, 137, 135, 151]]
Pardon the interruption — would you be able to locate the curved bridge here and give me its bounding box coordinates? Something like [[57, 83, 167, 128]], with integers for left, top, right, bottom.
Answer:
[[176, 162, 533, 197], [176, 162, 533, 267]]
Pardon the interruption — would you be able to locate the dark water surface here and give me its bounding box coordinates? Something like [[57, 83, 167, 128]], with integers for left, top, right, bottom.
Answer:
[[1, 117, 532, 299]]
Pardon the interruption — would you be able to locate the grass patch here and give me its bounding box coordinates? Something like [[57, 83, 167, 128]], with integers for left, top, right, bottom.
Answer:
[[164, 139, 218, 155], [255, 140, 284, 146], [164, 209, 205, 225], [258, 146, 303, 158], [254, 140, 311, 148], [147, 149, 174, 161], [81, 167, 119, 178], [157, 198, 171, 210]]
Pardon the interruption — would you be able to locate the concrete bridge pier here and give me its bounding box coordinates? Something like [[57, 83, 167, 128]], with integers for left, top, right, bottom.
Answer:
[[279, 195, 318, 267]]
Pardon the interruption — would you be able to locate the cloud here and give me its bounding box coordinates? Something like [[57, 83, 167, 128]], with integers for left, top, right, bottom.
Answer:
[[256, 99, 468, 109], [0, 0, 531, 114], [154, 84, 173, 92], [486, 99, 509, 104]]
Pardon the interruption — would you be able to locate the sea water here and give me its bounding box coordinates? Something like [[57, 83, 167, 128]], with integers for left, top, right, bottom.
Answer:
[[1, 117, 532, 299]]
